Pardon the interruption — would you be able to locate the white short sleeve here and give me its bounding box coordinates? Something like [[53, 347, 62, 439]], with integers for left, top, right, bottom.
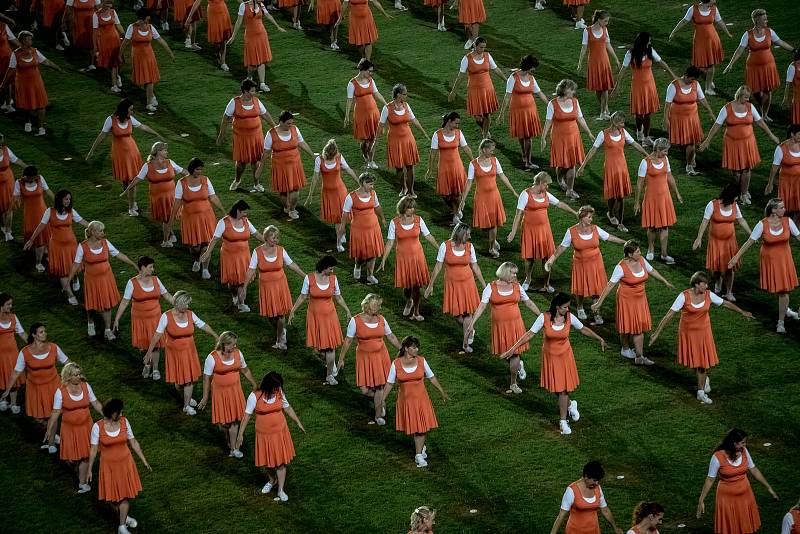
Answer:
[[124, 24, 133, 39], [592, 131, 605, 148], [436, 242, 447, 262], [263, 132, 273, 151], [212, 219, 226, 238], [386, 363, 397, 384], [406, 105, 416, 121], [345, 317, 357, 338], [574, 100, 583, 119], [53, 388, 63, 410], [771, 29, 780, 42], [703, 201, 715, 219], [224, 98, 236, 117], [516, 191, 529, 210], [581, 28, 589, 45], [154, 313, 169, 333], [106, 241, 120, 257], [750, 104, 762, 122], [709, 291, 724, 305], [174, 181, 185, 199], [300, 275, 310, 295], [150, 26, 161, 39], [282, 249, 293, 265], [247, 220, 258, 234], [559, 228, 573, 248], [40, 177, 49, 190], [749, 221, 764, 240], [248, 249, 259, 269], [6, 147, 18, 163], [670, 292, 687, 311], [459, 55, 469, 73], [665, 83, 677, 103], [787, 64, 797, 83], [430, 132, 440, 149], [101, 116, 114, 132], [346, 80, 356, 99], [495, 160, 504, 175], [333, 277, 341, 295], [560, 486, 575, 511], [122, 279, 135, 299], [244, 392, 257, 414], [486, 53, 498, 69], [480, 284, 493, 303], [696, 84, 706, 100], [545, 101, 555, 120], [651, 49, 662, 62], [622, 50, 632, 67], [13, 352, 25, 372], [378, 106, 389, 124], [505, 74, 516, 94], [342, 194, 354, 213], [169, 160, 183, 174], [469, 245, 477, 263], [569, 313, 584, 330], [39, 208, 52, 225], [529, 313, 546, 333], [386, 219, 397, 240], [419, 218, 431, 236], [781, 512, 795, 534], [683, 5, 694, 21], [467, 161, 476, 181], [609, 264, 625, 283], [637, 159, 648, 177], [55, 346, 68, 364], [423, 360, 434, 378], [90, 422, 100, 445], [4, 25, 15, 39], [136, 163, 149, 180], [202, 354, 216, 375], [790, 219, 800, 236], [597, 227, 610, 240], [773, 146, 784, 166], [191, 314, 206, 329]]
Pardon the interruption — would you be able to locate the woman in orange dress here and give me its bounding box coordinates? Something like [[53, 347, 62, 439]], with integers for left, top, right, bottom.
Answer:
[[0, 22, 19, 113], [336, 0, 390, 61], [120, 9, 175, 112], [0, 135, 26, 241], [452, 0, 485, 50], [724, 9, 794, 121], [611, 32, 676, 147], [577, 112, 648, 232], [562, 0, 589, 30], [91, 0, 124, 92], [34, 0, 65, 51], [197, 331, 258, 458], [426, 111, 473, 224], [766, 125, 800, 221], [86, 99, 163, 217], [781, 501, 800, 534], [63, 0, 96, 68], [344, 59, 387, 169], [338, 173, 385, 283], [228, 0, 287, 92], [508, 173, 577, 295], [448, 37, 505, 139], [44, 363, 103, 492], [467, 262, 541, 394], [728, 198, 800, 333], [692, 184, 751, 300], [378, 196, 439, 320], [217, 79, 275, 192], [1, 31, 63, 136], [634, 138, 683, 264], [87, 398, 151, 534], [236, 371, 305, 501], [423, 0, 446, 31], [545, 205, 625, 322], [699, 86, 781, 205], [112, 256, 174, 380], [499, 55, 548, 170], [409, 507, 436, 534], [186, 0, 233, 70], [650, 271, 753, 404], [201, 199, 265, 312], [305, 138, 358, 247], [1, 322, 70, 422], [0, 294, 26, 415], [577, 10, 619, 120], [592, 239, 673, 366], [245, 225, 305, 349], [697, 429, 779, 534], [459, 138, 518, 257], [503, 293, 605, 436], [259, 110, 316, 219], [664, 66, 715, 176], [377, 84, 428, 198], [628, 502, 664, 534], [289, 255, 352, 385], [541, 79, 594, 201], [13, 167, 54, 271], [145, 290, 219, 415], [174, 0, 202, 51], [550, 462, 625, 532], [424, 223, 486, 352], [337, 293, 401, 423], [669, 0, 732, 95], [24, 189, 88, 305], [784, 51, 800, 126], [310, 0, 342, 50], [379, 335, 448, 468]]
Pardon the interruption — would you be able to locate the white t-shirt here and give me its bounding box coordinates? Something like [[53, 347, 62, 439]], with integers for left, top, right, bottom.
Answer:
[[66, 0, 100, 6], [263, 127, 305, 150], [670, 290, 724, 311], [546, 99, 584, 120], [213, 218, 258, 238], [788, 64, 797, 83], [386, 359, 434, 383], [781, 512, 796, 534], [122, 277, 168, 300], [92, 10, 121, 28], [505, 73, 542, 94], [637, 158, 672, 177], [345, 316, 393, 338], [90, 420, 134, 445], [560, 486, 608, 510], [53, 383, 97, 410], [8, 50, 46, 69], [40, 208, 83, 225], [593, 129, 635, 147], [73, 240, 120, 263], [581, 26, 609, 46], [101, 115, 141, 132], [300, 275, 341, 295], [773, 145, 800, 166], [238, 1, 264, 16], [155, 311, 206, 333], [224, 97, 267, 117], [244, 390, 290, 413], [379, 103, 416, 124], [481, 283, 530, 303], [665, 81, 706, 102], [347, 78, 379, 99], [467, 159, 504, 180], [124, 23, 161, 40], [203, 351, 248, 375], [609, 259, 655, 283], [12, 177, 49, 196], [387, 217, 431, 239], [559, 226, 611, 248], [14, 345, 69, 372], [175, 178, 216, 199], [0, 146, 19, 164], [739, 29, 780, 48], [2, 25, 14, 40], [0, 316, 25, 335], [715, 103, 762, 124], [516, 190, 560, 209], [136, 160, 183, 180], [436, 242, 477, 263], [248, 247, 294, 269], [622, 49, 662, 67], [313, 155, 351, 173], [749, 219, 800, 240], [342, 191, 380, 212], [708, 449, 755, 477], [703, 201, 743, 220], [683, 4, 722, 22], [431, 130, 468, 149], [529, 313, 584, 333], [459, 53, 498, 73]]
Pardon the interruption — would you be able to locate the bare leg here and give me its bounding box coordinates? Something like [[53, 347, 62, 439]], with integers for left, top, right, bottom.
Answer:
[[696, 367, 707, 392], [632, 333, 644, 358], [151, 349, 161, 374], [686, 144, 696, 168], [325, 349, 336, 378], [145, 83, 154, 106], [396, 167, 406, 195], [35, 246, 45, 267], [366, 257, 376, 278], [228, 423, 239, 451], [619, 332, 631, 352], [118, 500, 130, 528], [558, 392, 569, 419], [646, 229, 656, 255], [363, 44, 373, 61], [405, 165, 415, 197], [576, 295, 585, 314], [276, 465, 287, 492], [257, 64, 266, 85], [658, 228, 669, 257], [413, 432, 426, 455], [704, 65, 715, 92], [778, 292, 789, 322], [411, 287, 421, 316], [600, 90, 609, 116], [182, 383, 194, 408], [101, 310, 113, 332], [724, 270, 735, 298], [78, 459, 89, 485], [523, 259, 534, 287], [642, 114, 652, 138], [739, 170, 751, 197], [509, 355, 520, 387], [541, 259, 551, 289], [488, 227, 497, 254], [565, 167, 576, 193]]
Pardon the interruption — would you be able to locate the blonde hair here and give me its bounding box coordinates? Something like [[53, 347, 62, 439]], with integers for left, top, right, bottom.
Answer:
[[173, 290, 192, 310], [610, 111, 626, 127], [85, 220, 105, 239], [495, 261, 518, 281], [215, 331, 238, 351], [751, 8, 766, 23], [734, 85, 751, 100], [450, 222, 471, 245], [652, 137, 671, 153], [360, 293, 382, 313], [396, 195, 416, 215], [410, 506, 435, 532], [147, 141, 168, 162], [578, 205, 595, 220], [60, 362, 84, 384], [478, 138, 496, 151], [556, 79, 578, 97], [322, 138, 338, 160], [533, 171, 553, 186], [262, 225, 279, 239]]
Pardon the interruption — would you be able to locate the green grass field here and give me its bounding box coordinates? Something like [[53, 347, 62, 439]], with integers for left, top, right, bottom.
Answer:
[[1, 0, 799, 532]]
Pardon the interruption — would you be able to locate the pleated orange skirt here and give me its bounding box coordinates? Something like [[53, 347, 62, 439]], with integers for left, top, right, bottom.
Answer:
[[540, 350, 579, 393], [458, 0, 486, 24], [211, 383, 245, 424], [570, 254, 606, 297], [722, 134, 760, 171], [98, 451, 142, 502], [355, 346, 391, 388]]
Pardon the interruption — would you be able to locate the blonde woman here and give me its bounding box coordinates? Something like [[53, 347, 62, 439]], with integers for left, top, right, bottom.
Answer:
[[409, 506, 436, 533], [305, 138, 358, 248]]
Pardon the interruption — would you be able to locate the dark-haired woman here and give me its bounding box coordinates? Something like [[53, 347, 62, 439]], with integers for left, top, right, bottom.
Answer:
[[228, 0, 287, 93], [86, 98, 163, 217], [499, 55, 548, 170], [120, 9, 175, 112], [669, 1, 731, 95], [549, 461, 625, 533], [236, 371, 305, 501], [448, 37, 505, 139], [289, 255, 352, 385], [377, 84, 428, 199], [766, 125, 800, 223], [664, 66, 715, 176], [336, 0, 391, 62], [379, 336, 448, 468], [24, 189, 89, 305], [0, 294, 26, 414], [13, 167, 54, 271], [91, 0, 125, 93], [692, 184, 751, 301], [87, 398, 151, 534], [697, 429, 778, 534], [503, 292, 606, 436], [426, 111, 473, 224], [628, 502, 664, 534], [201, 200, 265, 312], [577, 10, 619, 120], [344, 59, 387, 169], [784, 50, 800, 126], [0, 134, 26, 241]]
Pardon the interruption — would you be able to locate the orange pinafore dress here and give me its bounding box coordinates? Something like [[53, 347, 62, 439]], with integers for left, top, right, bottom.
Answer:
[[253, 390, 295, 467], [691, 4, 723, 68], [174, 0, 201, 24], [0, 23, 13, 80], [471, 157, 506, 229], [220, 216, 252, 285], [316, 0, 342, 25], [178, 177, 215, 246], [549, 98, 584, 168], [0, 315, 24, 391], [347, 0, 378, 46], [601, 129, 632, 200], [319, 155, 348, 223], [706, 200, 740, 272], [565, 481, 602, 534], [540, 315, 579, 393], [59, 383, 92, 461], [18, 178, 49, 246], [243, 2, 272, 67], [0, 147, 14, 212], [164, 310, 201, 385], [521, 190, 555, 260], [42, 0, 65, 29], [569, 225, 606, 297], [488, 281, 527, 355], [130, 276, 165, 350], [586, 27, 614, 91], [465, 53, 498, 117], [95, 10, 122, 69], [629, 55, 659, 115], [640, 157, 676, 229], [393, 357, 438, 434], [97, 417, 142, 502], [207, 0, 233, 44], [13, 48, 49, 110], [393, 216, 430, 288], [442, 240, 480, 316], [777, 141, 800, 212], [677, 289, 718, 369], [745, 28, 780, 93], [386, 103, 420, 168], [81, 240, 121, 311], [305, 274, 343, 350], [110, 117, 143, 182], [354, 314, 391, 388], [131, 25, 160, 86], [232, 96, 264, 164], [721, 103, 760, 171], [713, 449, 760, 534], [145, 161, 176, 223], [615, 258, 651, 334], [71, 0, 95, 49], [269, 126, 306, 192], [669, 80, 703, 145], [209, 349, 246, 424], [351, 77, 379, 141], [458, 0, 485, 24], [508, 73, 542, 139], [758, 218, 798, 294], [434, 129, 467, 197], [47, 210, 77, 277], [791, 61, 800, 125], [348, 190, 383, 260], [255, 245, 293, 318], [22, 344, 61, 418]]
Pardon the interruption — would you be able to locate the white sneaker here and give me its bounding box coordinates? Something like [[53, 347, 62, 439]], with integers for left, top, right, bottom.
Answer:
[[238, 303, 251, 313], [786, 308, 799, 320], [326, 375, 338, 386], [77, 483, 91, 493], [183, 405, 197, 416], [274, 490, 289, 502], [697, 390, 713, 404], [189, 399, 198, 408], [331, 362, 338, 377], [192, 261, 201, 272], [704, 377, 711, 394], [191, 43, 201, 51], [353, 266, 362, 280], [508, 383, 523, 394], [201, 269, 211, 280], [87, 323, 96, 336], [661, 255, 675, 265], [54, 434, 60, 445], [336, 244, 345, 253], [11, 405, 20, 414], [55, 44, 64, 51], [375, 417, 386, 425], [35, 263, 45, 272], [568, 400, 580, 422], [118, 526, 131, 534], [415, 453, 428, 467], [367, 161, 379, 169], [128, 208, 139, 217], [366, 275, 379, 285], [152, 370, 161, 381], [220, 63, 230, 72], [261, 481, 274, 494], [777, 321, 786, 334], [463, 38, 474, 50], [48, 445, 58, 454], [72, 278, 80, 291], [184, 38, 194, 49], [141, 364, 152, 378], [104, 329, 116, 341], [146, 104, 157, 112], [621, 348, 636, 360], [0, 400, 7, 411], [259, 83, 270, 93], [161, 21, 170, 31], [517, 360, 526, 380], [124, 516, 137, 528], [36, 128, 47, 136], [575, 19, 587, 29], [169, 234, 176, 243], [229, 449, 244, 458], [576, 309, 587, 320], [67, 296, 78, 306], [591, 314, 603, 325], [645, 251, 655, 261], [24, 122, 32, 133], [559, 420, 572, 435]]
